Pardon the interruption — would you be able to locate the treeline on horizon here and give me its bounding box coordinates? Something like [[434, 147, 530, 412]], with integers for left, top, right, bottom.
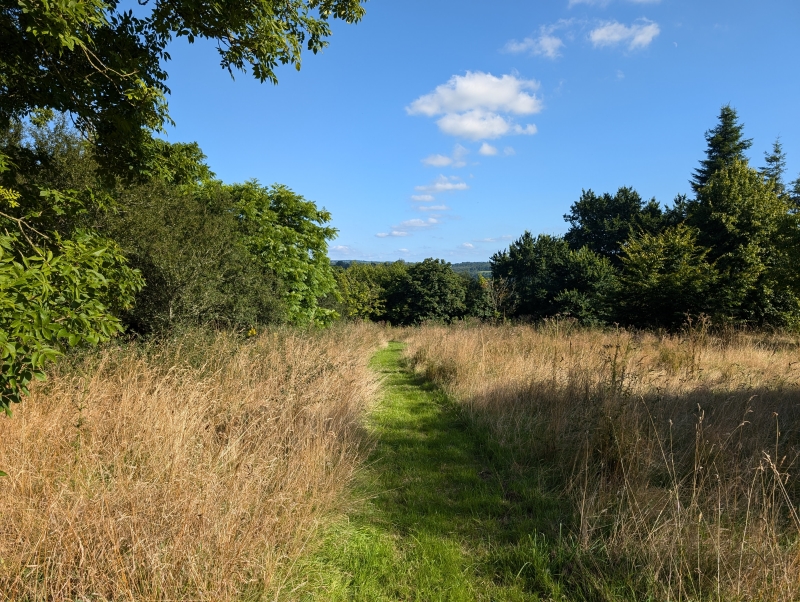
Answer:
[[335, 105, 800, 330]]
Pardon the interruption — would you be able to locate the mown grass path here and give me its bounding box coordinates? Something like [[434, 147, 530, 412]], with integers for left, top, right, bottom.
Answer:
[[296, 342, 570, 601]]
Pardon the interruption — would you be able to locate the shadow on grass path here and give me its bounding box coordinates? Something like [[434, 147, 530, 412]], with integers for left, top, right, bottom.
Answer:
[[294, 342, 572, 601]]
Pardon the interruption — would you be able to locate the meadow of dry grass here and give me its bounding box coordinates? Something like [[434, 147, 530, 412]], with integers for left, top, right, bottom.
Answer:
[[0, 323, 386, 601], [403, 320, 800, 601]]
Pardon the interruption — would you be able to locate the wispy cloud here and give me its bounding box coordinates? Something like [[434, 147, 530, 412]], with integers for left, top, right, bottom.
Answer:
[[407, 72, 542, 141], [418, 204, 449, 211], [400, 218, 439, 229], [479, 143, 498, 156], [506, 16, 659, 59], [375, 231, 409, 238], [422, 144, 469, 168], [421, 154, 452, 167], [411, 194, 435, 202], [415, 175, 469, 194], [505, 34, 565, 59], [590, 19, 660, 49], [460, 242, 475, 249], [504, 146, 516, 156], [504, 22, 573, 59]]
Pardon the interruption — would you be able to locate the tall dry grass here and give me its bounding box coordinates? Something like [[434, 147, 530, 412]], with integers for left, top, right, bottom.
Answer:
[[403, 320, 800, 601], [0, 323, 385, 600]]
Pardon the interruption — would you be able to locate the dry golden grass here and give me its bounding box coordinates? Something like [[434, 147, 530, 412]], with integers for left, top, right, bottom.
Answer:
[[402, 320, 800, 601], [0, 323, 386, 600]]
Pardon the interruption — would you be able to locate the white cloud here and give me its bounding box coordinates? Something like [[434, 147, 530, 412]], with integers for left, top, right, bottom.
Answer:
[[436, 110, 510, 140], [503, 146, 516, 156], [400, 218, 439, 228], [407, 72, 541, 141], [376, 231, 409, 238], [422, 154, 452, 167], [411, 194, 435, 202], [418, 204, 449, 211], [436, 110, 538, 140], [415, 175, 469, 193], [460, 243, 475, 249], [590, 19, 660, 50], [407, 72, 541, 116], [479, 143, 498, 156]]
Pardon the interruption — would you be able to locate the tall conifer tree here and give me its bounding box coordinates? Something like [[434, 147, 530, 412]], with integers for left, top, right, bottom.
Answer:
[[760, 138, 788, 197], [691, 105, 752, 193]]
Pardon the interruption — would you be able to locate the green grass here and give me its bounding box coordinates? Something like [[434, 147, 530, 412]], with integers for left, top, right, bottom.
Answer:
[[285, 342, 582, 601]]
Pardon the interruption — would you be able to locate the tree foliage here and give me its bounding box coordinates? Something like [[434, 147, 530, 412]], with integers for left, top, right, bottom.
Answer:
[[0, 152, 142, 411], [232, 182, 338, 326], [617, 225, 716, 328], [563, 187, 665, 263], [688, 159, 800, 325], [494, 106, 800, 330], [691, 104, 752, 192], [491, 232, 615, 324], [383, 259, 468, 325], [1, 0, 367, 175]]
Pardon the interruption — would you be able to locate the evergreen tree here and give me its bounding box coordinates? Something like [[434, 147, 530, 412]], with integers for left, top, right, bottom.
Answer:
[[691, 105, 752, 193], [789, 175, 800, 211], [688, 159, 799, 325], [760, 138, 787, 197]]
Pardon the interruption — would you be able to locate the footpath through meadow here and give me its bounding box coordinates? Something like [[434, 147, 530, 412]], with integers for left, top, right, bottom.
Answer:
[[296, 341, 569, 601]]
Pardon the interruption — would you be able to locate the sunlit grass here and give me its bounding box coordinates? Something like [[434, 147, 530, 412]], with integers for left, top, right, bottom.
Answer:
[[293, 342, 570, 601], [0, 324, 385, 601], [401, 321, 800, 601]]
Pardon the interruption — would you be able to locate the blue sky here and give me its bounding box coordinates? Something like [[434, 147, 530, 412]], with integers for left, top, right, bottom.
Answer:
[[160, 0, 800, 262]]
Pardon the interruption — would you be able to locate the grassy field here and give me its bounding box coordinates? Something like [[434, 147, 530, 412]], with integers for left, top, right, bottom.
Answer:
[[402, 321, 800, 601], [0, 324, 385, 600], [2, 322, 799, 600]]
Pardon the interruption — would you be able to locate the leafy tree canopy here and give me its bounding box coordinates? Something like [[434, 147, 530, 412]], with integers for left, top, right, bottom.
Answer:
[[491, 232, 615, 323], [384, 258, 468, 326], [617, 225, 717, 329], [1, 0, 367, 175], [230, 182, 339, 327], [563, 187, 664, 263]]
